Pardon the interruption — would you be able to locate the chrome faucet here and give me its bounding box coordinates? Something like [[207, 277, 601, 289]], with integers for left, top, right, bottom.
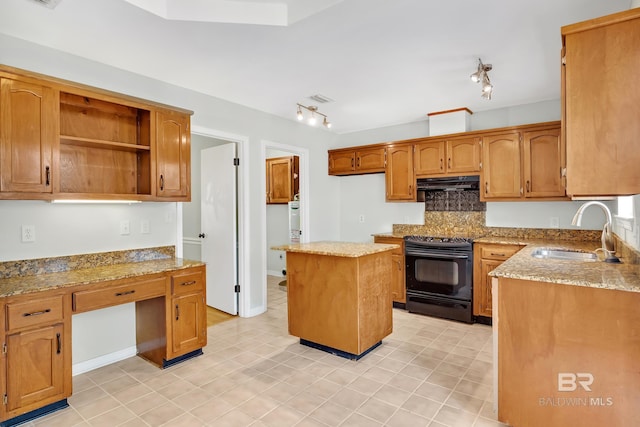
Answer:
[[571, 201, 620, 263]]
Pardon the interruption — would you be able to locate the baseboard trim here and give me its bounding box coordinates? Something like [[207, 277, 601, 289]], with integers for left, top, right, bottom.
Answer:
[[72, 346, 137, 376], [267, 270, 285, 277]]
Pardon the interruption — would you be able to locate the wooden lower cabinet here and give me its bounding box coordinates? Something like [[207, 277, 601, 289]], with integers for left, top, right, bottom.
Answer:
[[2, 290, 72, 422], [473, 243, 522, 319], [373, 236, 406, 305], [170, 293, 206, 357]]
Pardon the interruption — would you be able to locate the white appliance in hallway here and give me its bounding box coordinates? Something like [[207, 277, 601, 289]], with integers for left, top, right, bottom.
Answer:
[[288, 200, 300, 243]]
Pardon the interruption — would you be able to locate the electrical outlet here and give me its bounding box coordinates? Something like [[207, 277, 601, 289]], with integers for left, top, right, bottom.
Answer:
[[140, 219, 150, 234], [21, 225, 36, 243], [120, 220, 130, 235], [359, 214, 365, 223]]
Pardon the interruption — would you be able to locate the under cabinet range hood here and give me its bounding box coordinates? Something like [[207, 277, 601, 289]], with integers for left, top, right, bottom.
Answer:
[[417, 175, 480, 191], [417, 176, 485, 212]]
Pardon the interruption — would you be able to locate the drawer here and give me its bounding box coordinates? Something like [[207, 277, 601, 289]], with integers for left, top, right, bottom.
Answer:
[[73, 277, 166, 313], [172, 269, 205, 296], [373, 237, 404, 256], [6, 295, 64, 332], [480, 244, 522, 261]]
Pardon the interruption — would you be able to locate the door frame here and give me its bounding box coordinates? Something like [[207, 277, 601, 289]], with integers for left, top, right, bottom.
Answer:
[[180, 125, 250, 318], [260, 140, 310, 305]]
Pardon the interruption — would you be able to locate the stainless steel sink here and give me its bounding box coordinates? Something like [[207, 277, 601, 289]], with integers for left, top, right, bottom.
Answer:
[[531, 248, 597, 262]]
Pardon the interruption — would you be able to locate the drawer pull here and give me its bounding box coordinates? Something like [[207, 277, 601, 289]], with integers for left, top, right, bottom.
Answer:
[[23, 308, 51, 317], [181, 280, 197, 286], [56, 333, 62, 354], [491, 253, 506, 257], [115, 290, 136, 297]]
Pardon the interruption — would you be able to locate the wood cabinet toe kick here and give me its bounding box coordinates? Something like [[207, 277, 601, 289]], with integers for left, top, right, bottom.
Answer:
[[0, 263, 207, 426]]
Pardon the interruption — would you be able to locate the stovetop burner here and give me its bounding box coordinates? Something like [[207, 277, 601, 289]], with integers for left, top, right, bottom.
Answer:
[[404, 235, 473, 244]]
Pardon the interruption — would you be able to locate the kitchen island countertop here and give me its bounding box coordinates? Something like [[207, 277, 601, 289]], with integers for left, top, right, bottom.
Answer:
[[272, 241, 399, 257]]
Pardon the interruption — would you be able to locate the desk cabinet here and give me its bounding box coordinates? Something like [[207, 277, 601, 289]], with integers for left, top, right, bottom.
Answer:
[[0, 263, 206, 425], [3, 291, 71, 421]]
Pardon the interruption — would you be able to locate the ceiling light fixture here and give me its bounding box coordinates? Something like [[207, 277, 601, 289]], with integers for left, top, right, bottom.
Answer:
[[470, 58, 493, 100], [296, 103, 331, 129]]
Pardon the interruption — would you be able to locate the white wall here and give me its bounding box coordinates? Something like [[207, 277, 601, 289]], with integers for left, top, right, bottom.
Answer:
[[0, 34, 340, 365], [614, 195, 640, 251]]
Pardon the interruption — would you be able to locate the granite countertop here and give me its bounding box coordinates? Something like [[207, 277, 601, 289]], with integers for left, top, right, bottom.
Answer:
[[272, 241, 399, 257], [0, 256, 204, 298], [489, 241, 640, 293]]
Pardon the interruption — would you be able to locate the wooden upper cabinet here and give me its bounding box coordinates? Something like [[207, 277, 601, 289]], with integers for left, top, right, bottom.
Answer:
[[563, 8, 640, 197], [328, 146, 385, 176], [415, 140, 445, 176], [0, 78, 55, 193], [266, 155, 299, 204], [0, 65, 192, 202], [355, 147, 385, 172], [447, 136, 481, 174], [523, 128, 565, 198], [414, 136, 480, 177], [482, 132, 522, 199], [328, 150, 355, 175], [156, 111, 190, 200], [385, 144, 415, 201]]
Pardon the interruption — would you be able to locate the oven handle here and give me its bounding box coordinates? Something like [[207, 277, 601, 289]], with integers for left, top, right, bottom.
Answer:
[[406, 252, 469, 260]]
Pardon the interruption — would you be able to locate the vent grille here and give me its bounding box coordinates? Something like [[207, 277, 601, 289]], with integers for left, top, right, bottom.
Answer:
[[28, 0, 62, 9], [308, 94, 333, 104]]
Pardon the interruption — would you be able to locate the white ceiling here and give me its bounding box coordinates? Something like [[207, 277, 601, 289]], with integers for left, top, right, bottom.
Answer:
[[0, 0, 632, 133]]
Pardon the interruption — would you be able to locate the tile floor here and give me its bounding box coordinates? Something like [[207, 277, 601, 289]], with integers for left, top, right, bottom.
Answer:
[[28, 276, 507, 427]]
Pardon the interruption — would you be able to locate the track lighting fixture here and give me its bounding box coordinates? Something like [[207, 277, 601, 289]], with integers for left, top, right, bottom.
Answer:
[[296, 103, 331, 128], [470, 58, 493, 100]]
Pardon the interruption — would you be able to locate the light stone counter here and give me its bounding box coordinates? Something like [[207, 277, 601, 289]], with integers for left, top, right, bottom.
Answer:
[[489, 241, 640, 293], [272, 241, 398, 258]]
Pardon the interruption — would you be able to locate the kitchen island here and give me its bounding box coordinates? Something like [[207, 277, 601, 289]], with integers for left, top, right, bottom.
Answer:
[[273, 241, 397, 359], [490, 243, 640, 427]]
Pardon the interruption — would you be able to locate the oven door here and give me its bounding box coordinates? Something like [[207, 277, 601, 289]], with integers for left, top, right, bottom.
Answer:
[[405, 252, 472, 301]]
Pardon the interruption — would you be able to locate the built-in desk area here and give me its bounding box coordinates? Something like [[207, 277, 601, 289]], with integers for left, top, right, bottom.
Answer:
[[0, 247, 206, 427]]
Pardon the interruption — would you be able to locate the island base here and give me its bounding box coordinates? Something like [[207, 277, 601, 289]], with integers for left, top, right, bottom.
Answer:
[[300, 339, 382, 361]]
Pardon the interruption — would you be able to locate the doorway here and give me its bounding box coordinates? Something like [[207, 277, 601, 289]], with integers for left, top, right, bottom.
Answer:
[[261, 140, 310, 309], [182, 127, 250, 317]]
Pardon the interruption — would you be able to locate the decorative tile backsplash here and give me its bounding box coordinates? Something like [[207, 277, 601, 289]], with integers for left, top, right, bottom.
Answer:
[[424, 189, 485, 212]]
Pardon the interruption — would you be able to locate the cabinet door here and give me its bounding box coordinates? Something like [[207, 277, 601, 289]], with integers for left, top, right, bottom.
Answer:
[[478, 260, 501, 317], [390, 253, 406, 304], [156, 111, 190, 199], [266, 156, 299, 204], [415, 141, 445, 176], [328, 150, 355, 175], [355, 147, 385, 173], [523, 128, 565, 198], [563, 10, 640, 196], [171, 293, 206, 357], [447, 136, 481, 174], [0, 78, 55, 193], [385, 145, 415, 201], [482, 133, 522, 199], [6, 324, 66, 413]]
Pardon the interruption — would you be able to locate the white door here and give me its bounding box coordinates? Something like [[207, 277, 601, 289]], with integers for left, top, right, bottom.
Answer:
[[201, 144, 237, 314]]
